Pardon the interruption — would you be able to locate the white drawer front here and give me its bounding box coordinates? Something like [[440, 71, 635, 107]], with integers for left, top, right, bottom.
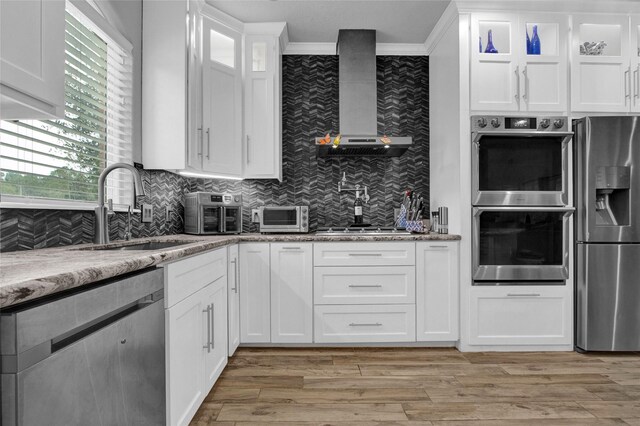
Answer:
[[165, 248, 227, 308], [314, 242, 415, 266], [314, 266, 415, 305], [469, 286, 571, 346], [314, 305, 416, 343]]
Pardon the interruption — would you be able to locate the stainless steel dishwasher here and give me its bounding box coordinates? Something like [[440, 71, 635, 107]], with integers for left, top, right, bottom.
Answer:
[[1, 268, 165, 426]]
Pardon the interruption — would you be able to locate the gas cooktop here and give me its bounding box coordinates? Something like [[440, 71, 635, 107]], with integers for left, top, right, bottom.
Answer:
[[315, 226, 411, 236]]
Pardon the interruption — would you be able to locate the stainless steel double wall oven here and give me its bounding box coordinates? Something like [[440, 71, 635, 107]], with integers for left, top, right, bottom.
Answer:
[[471, 116, 574, 284]]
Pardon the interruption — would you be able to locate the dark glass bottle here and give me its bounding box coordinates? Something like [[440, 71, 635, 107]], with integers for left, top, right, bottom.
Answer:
[[526, 27, 532, 54], [485, 29, 498, 53], [531, 25, 541, 55], [354, 196, 363, 225]]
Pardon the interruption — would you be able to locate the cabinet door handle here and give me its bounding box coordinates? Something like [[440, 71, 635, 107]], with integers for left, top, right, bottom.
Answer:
[[625, 68, 631, 101], [197, 127, 203, 157], [246, 135, 250, 164], [348, 253, 382, 257], [206, 128, 211, 160], [634, 66, 639, 102], [230, 259, 238, 292], [210, 303, 215, 350], [348, 284, 382, 288], [507, 293, 541, 297], [514, 65, 520, 101], [203, 305, 211, 352], [349, 322, 382, 327], [234, 256, 239, 293], [522, 66, 528, 101]]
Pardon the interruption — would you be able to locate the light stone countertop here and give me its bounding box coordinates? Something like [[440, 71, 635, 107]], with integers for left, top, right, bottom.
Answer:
[[0, 232, 460, 309]]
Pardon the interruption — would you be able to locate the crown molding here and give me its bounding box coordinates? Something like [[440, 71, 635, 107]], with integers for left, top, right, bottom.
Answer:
[[424, 1, 459, 55], [199, 0, 244, 33], [284, 42, 427, 56]]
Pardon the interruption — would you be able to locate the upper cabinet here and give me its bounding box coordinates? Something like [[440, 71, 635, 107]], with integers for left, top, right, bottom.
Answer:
[[0, 0, 65, 119], [471, 13, 568, 112], [142, 1, 284, 180], [201, 17, 243, 177], [244, 29, 283, 180], [571, 14, 640, 113]]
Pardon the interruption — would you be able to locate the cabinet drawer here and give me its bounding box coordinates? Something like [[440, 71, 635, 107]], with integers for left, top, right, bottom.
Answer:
[[314, 266, 415, 305], [313, 242, 415, 266], [164, 248, 227, 308], [469, 286, 571, 346], [314, 305, 416, 343]]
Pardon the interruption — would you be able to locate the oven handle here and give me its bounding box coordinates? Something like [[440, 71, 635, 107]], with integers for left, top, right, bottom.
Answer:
[[472, 130, 573, 144], [473, 207, 575, 216]]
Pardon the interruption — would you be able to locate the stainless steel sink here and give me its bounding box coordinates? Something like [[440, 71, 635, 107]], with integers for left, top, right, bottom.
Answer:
[[84, 241, 191, 251]]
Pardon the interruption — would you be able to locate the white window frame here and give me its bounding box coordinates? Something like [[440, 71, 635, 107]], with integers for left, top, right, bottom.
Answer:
[[0, 0, 135, 212]]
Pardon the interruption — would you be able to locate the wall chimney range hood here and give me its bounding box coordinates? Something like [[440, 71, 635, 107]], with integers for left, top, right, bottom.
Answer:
[[316, 29, 413, 157]]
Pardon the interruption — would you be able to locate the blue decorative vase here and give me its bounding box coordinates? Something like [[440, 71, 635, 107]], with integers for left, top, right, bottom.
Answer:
[[526, 27, 532, 54], [479, 36, 482, 53], [531, 25, 541, 55], [484, 29, 498, 53]]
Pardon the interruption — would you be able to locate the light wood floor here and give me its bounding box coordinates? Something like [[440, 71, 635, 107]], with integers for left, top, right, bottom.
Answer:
[[190, 347, 640, 425]]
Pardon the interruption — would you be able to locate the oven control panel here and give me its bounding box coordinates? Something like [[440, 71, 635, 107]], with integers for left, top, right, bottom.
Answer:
[[472, 116, 568, 132]]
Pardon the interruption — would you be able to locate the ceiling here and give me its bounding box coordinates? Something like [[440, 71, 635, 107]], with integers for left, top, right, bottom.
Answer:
[[206, 1, 451, 44]]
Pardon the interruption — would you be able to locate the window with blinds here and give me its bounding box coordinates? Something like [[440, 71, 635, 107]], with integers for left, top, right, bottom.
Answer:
[[0, 6, 134, 208]]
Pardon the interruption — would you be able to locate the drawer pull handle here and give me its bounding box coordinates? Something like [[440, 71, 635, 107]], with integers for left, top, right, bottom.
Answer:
[[348, 284, 382, 288], [282, 247, 301, 250], [430, 245, 447, 248], [349, 322, 382, 327], [348, 253, 382, 257], [507, 293, 541, 297]]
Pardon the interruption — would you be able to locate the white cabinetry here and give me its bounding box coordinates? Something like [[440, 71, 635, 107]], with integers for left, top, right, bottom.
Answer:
[[0, 0, 65, 119], [571, 14, 632, 112], [201, 17, 243, 177], [632, 16, 640, 112], [471, 13, 567, 112], [239, 243, 271, 343], [469, 286, 571, 346], [270, 243, 313, 343], [416, 242, 459, 342], [142, 2, 243, 177], [313, 242, 417, 344], [227, 244, 240, 356], [164, 249, 228, 426], [243, 28, 284, 180]]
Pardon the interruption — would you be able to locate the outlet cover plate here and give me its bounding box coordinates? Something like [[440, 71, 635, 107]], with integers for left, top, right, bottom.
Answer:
[[141, 204, 153, 223]]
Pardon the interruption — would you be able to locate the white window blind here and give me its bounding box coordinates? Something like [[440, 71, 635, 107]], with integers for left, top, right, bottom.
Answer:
[[0, 5, 134, 208]]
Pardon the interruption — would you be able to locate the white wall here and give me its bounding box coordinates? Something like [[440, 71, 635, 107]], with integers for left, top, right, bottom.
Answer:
[[94, 0, 143, 163]]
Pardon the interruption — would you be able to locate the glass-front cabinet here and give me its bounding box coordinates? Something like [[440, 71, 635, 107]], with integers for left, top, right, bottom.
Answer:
[[471, 13, 568, 112], [571, 14, 631, 112]]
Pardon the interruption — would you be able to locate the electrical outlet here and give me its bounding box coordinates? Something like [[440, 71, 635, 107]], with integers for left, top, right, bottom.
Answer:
[[141, 204, 153, 223], [251, 209, 261, 223], [165, 206, 172, 222]]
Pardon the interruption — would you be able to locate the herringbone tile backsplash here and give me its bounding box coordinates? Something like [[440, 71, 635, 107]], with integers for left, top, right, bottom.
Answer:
[[0, 56, 429, 251]]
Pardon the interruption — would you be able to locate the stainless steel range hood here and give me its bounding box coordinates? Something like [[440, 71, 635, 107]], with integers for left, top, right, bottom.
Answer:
[[316, 30, 413, 157]]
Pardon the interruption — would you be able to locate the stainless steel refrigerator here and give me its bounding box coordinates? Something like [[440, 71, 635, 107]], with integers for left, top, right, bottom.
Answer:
[[575, 116, 640, 352]]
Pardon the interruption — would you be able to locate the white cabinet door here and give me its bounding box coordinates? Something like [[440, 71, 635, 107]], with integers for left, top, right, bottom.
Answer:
[[201, 17, 242, 177], [270, 243, 313, 343], [239, 243, 271, 343], [0, 0, 65, 119], [571, 14, 631, 112], [631, 15, 640, 112], [518, 14, 568, 112], [244, 35, 282, 180], [227, 244, 240, 356], [471, 13, 520, 111], [416, 242, 459, 342], [166, 288, 206, 426], [469, 286, 572, 346], [203, 278, 228, 391]]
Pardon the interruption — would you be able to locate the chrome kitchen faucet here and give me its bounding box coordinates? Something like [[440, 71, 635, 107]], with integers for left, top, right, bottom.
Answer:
[[94, 163, 145, 244]]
